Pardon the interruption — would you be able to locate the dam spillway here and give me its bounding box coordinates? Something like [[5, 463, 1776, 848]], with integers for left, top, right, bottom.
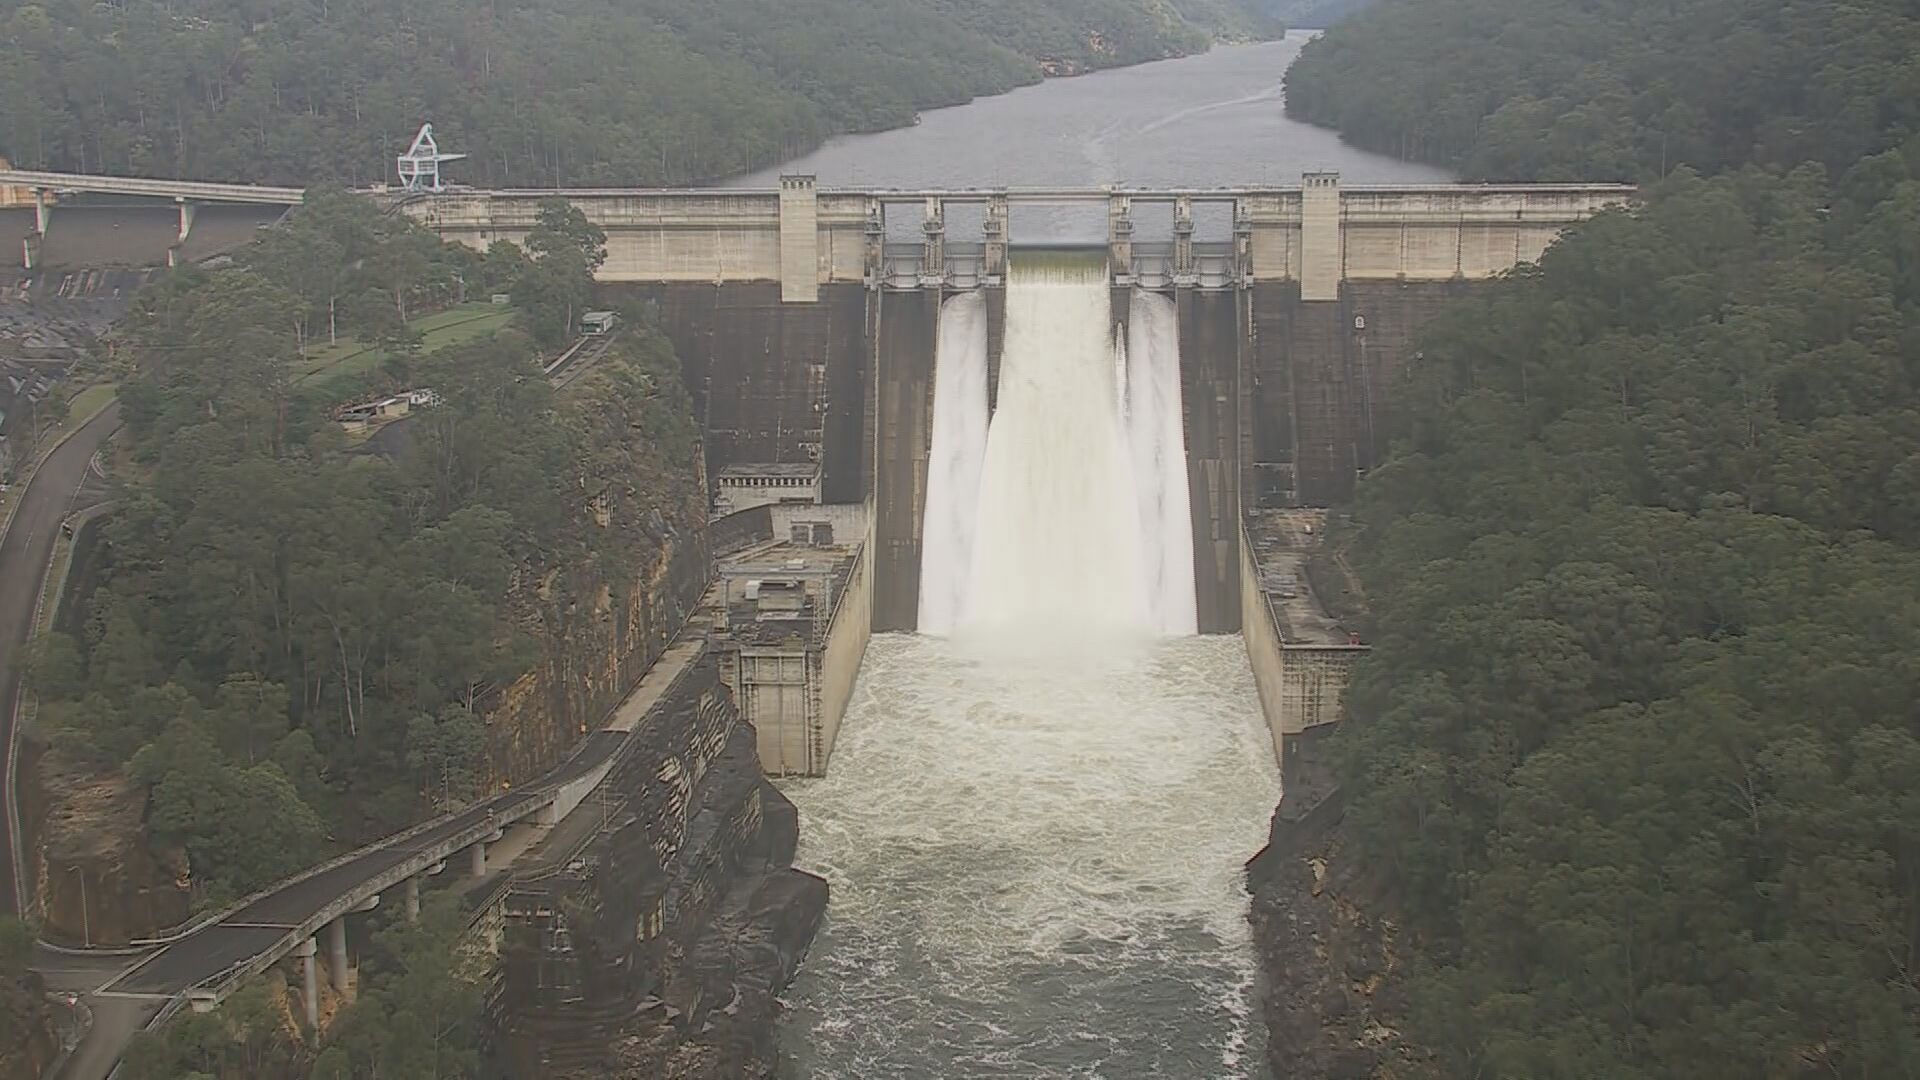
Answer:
[[922, 258, 1197, 637], [778, 256, 1281, 1074]]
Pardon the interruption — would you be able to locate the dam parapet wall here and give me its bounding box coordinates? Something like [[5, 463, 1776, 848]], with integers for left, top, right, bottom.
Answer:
[[403, 176, 1631, 299]]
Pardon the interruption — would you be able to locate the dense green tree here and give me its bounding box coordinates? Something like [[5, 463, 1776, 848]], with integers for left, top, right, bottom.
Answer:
[[311, 898, 488, 1079], [1285, 0, 1920, 182], [1321, 149, 1920, 1080], [1282, 2, 1920, 1070], [0, 0, 1274, 187], [40, 192, 708, 907]]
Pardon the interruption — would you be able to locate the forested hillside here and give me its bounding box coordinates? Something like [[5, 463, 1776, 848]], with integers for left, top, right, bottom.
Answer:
[[0, 0, 1275, 187], [31, 194, 702, 910], [1276, 0, 1920, 1077], [1284, 0, 1920, 180]]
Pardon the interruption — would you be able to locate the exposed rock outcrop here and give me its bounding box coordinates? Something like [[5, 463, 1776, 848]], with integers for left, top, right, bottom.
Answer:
[[31, 749, 188, 946], [1247, 729, 1417, 1079], [493, 659, 825, 1078]]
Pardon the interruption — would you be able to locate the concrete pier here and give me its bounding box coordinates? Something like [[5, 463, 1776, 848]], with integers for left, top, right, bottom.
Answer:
[[469, 841, 486, 877], [325, 917, 348, 992], [870, 289, 940, 631], [295, 937, 319, 1027], [403, 876, 420, 922]]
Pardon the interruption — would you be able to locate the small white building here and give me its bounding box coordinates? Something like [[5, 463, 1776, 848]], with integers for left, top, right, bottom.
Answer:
[[336, 387, 440, 432], [712, 462, 821, 518]]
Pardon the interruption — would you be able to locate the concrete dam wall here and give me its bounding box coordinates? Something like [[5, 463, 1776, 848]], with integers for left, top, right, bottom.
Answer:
[[643, 276, 1473, 637], [584, 175, 1626, 636]]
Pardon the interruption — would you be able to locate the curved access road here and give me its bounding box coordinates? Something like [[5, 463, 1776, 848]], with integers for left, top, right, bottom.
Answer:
[[0, 401, 121, 916]]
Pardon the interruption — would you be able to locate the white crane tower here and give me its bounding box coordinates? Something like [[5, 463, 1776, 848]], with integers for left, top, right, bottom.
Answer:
[[396, 123, 466, 193]]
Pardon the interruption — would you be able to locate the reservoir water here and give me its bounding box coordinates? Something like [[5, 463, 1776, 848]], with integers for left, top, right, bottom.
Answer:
[[762, 34, 1443, 1078]]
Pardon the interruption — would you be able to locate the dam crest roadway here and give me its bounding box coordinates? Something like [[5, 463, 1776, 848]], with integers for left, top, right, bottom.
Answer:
[[2, 167, 1632, 303]]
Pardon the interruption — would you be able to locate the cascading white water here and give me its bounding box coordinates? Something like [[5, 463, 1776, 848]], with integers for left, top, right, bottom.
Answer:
[[1124, 291, 1199, 636], [963, 258, 1154, 636], [916, 292, 990, 636], [918, 258, 1198, 637]]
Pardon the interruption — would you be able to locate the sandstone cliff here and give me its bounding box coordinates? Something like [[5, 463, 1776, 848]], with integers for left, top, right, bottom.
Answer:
[[493, 659, 826, 1078], [1247, 731, 1418, 1079]]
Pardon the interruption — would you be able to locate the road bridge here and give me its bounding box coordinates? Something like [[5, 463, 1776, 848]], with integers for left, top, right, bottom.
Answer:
[[0, 169, 304, 269]]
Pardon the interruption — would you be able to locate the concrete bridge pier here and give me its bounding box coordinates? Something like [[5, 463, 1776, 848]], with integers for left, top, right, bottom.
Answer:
[[20, 189, 47, 269], [295, 936, 320, 1028], [469, 830, 503, 876], [983, 194, 1009, 415], [326, 917, 349, 993], [403, 875, 421, 922], [175, 198, 196, 242]]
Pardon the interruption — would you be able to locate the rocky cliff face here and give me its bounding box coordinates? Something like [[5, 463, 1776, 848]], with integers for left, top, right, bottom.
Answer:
[[484, 504, 711, 785], [493, 658, 826, 1078], [28, 745, 189, 946], [1246, 730, 1417, 1079]]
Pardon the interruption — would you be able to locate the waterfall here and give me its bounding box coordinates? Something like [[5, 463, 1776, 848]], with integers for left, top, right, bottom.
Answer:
[[916, 292, 990, 635], [916, 255, 1195, 638], [1125, 291, 1199, 636]]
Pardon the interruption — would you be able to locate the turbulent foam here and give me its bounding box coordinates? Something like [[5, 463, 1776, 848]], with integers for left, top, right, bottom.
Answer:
[[778, 634, 1281, 1077]]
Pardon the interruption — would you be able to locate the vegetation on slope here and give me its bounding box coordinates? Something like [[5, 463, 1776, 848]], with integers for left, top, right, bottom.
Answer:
[[1284, 0, 1920, 180], [1277, 1, 1920, 1076], [29, 195, 700, 908], [0, 0, 1276, 187], [120, 896, 487, 1079]]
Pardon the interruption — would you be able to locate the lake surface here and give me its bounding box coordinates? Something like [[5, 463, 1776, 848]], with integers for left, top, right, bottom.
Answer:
[[734, 33, 1449, 242], [763, 35, 1437, 1078]]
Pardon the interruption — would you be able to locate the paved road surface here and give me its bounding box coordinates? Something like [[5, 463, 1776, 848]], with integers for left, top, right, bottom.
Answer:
[[105, 730, 626, 996], [0, 402, 121, 915]]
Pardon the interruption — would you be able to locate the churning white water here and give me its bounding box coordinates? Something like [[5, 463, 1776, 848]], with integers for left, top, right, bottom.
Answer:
[[780, 258, 1280, 1075], [778, 635, 1280, 1077]]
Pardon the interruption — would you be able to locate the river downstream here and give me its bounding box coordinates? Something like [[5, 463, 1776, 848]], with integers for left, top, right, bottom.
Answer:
[[760, 34, 1441, 1078]]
